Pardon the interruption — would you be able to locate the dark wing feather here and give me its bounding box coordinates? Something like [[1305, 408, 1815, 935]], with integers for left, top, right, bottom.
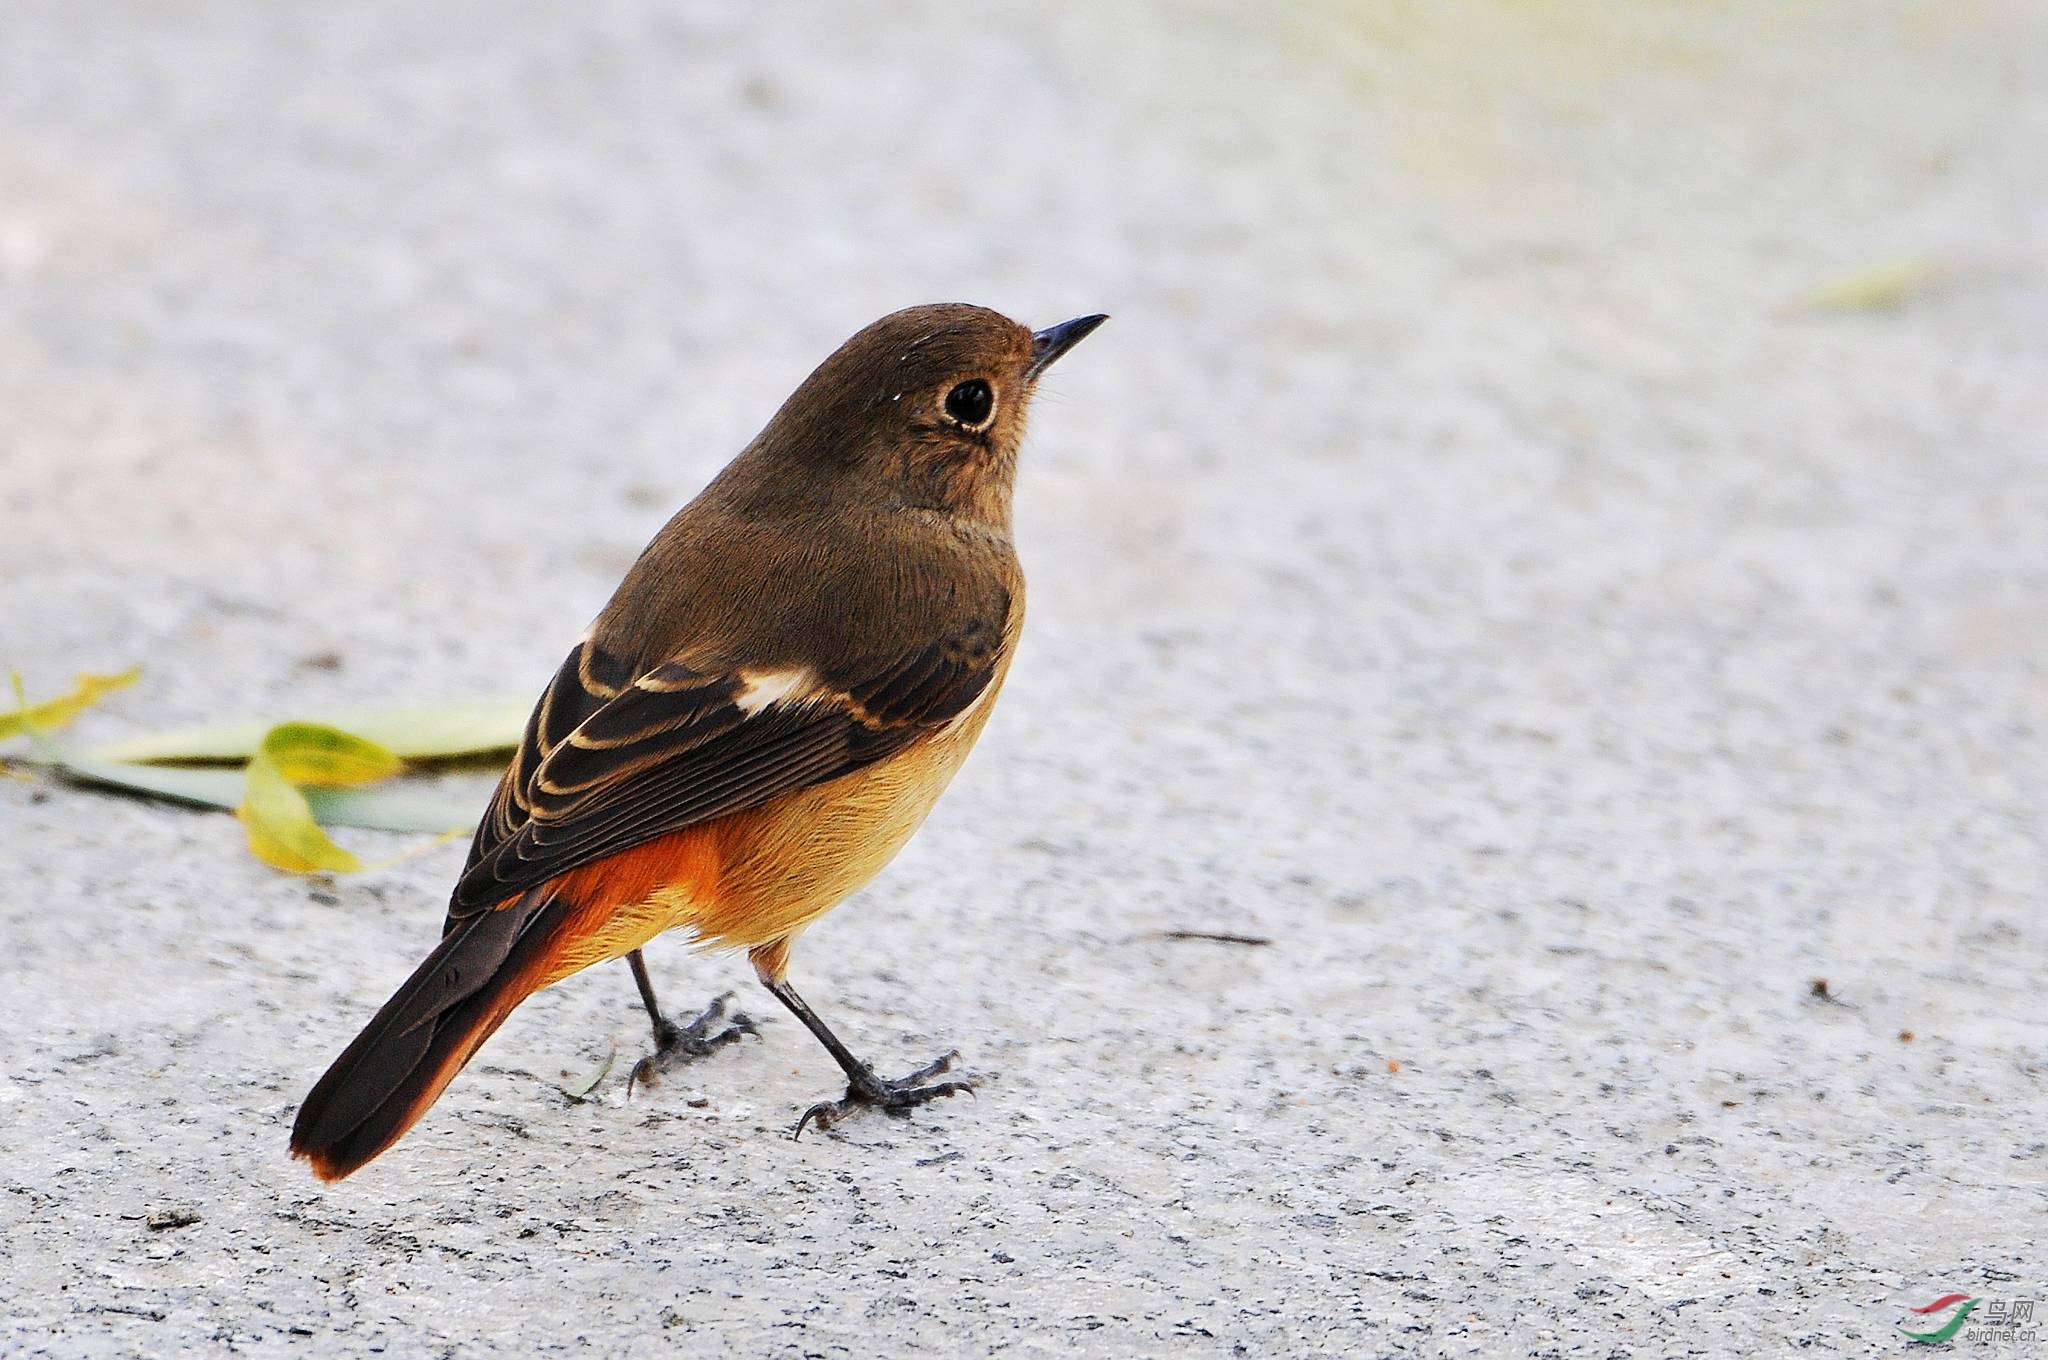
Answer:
[[448, 633, 996, 918], [458, 643, 632, 897]]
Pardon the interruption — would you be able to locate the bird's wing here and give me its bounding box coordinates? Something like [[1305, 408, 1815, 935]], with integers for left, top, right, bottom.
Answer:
[[448, 627, 1000, 918]]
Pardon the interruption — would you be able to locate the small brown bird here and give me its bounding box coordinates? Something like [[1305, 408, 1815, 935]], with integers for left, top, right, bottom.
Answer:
[[290, 303, 1104, 1181]]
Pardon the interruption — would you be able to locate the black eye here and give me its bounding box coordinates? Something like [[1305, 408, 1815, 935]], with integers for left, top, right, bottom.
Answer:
[[943, 379, 994, 428]]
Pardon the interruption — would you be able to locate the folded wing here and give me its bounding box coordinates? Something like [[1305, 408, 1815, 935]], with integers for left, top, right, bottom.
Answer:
[[448, 626, 999, 920]]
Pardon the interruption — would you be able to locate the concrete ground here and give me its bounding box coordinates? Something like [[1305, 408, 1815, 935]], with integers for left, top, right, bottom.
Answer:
[[3, 2, 2044, 1355]]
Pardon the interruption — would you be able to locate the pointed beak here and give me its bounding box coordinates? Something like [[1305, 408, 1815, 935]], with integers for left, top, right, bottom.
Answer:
[[1027, 313, 1108, 379]]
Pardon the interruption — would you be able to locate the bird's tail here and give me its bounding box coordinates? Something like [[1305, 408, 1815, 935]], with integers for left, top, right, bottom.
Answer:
[[290, 889, 566, 1182]]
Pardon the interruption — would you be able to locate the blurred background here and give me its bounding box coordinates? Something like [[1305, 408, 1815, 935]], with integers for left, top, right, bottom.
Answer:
[[3, 2, 2043, 1354]]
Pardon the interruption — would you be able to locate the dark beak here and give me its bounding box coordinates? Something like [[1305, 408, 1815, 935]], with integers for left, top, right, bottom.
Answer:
[[1027, 313, 1109, 379]]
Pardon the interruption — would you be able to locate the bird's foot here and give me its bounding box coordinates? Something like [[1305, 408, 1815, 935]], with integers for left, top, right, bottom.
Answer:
[[791, 1050, 978, 1139], [628, 991, 759, 1094]]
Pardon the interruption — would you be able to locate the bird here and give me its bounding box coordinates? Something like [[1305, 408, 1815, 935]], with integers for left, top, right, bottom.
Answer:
[[289, 303, 1106, 1182]]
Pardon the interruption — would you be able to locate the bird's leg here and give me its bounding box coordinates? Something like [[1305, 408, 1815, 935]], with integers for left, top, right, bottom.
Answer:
[[626, 950, 758, 1092], [754, 966, 977, 1138]]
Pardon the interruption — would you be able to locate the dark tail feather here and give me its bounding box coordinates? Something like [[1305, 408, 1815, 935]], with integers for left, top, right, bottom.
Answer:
[[290, 890, 560, 1182]]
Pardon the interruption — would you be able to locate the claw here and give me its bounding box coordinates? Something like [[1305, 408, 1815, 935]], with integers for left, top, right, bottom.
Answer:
[[626, 991, 760, 1098], [789, 1055, 979, 1140]]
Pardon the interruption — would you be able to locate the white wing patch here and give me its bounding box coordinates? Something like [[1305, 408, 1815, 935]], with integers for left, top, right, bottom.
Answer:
[[734, 667, 813, 715]]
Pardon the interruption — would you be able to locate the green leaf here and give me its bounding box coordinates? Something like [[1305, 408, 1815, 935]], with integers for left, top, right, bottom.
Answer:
[[300, 785, 482, 835], [256, 722, 402, 787], [559, 1042, 618, 1103], [0, 668, 140, 742], [30, 744, 480, 833], [87, 697, 531, 765]]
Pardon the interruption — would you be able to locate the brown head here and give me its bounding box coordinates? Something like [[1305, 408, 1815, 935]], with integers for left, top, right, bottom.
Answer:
[[706, 303, 1107, 530]]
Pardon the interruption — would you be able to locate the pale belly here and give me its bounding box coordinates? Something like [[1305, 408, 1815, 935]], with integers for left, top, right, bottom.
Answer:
[[680, 672, 1008, 948]]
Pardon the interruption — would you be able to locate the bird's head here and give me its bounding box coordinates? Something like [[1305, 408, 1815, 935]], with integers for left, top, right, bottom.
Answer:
[[721, 303, 1107, 529]]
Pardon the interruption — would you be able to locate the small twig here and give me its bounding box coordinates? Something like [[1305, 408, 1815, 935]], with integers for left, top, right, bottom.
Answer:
[[1143, 929, 1273, 947]]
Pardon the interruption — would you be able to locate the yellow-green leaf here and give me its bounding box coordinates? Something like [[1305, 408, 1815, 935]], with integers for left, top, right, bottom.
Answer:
[[1791, 259, 1944, 313], [235, 722, 403, 873], [238, 749, 363, 873], [87, 698, 531, 765], [0, 668, 141, 742], [258, 722, 402, 786]]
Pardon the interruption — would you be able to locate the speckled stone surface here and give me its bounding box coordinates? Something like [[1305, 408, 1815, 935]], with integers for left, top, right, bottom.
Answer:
[[3, 2, 2044, 1355]]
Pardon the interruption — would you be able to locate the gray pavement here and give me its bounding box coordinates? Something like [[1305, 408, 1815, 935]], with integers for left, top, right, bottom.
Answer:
[[3, 2, 2044, 1355]]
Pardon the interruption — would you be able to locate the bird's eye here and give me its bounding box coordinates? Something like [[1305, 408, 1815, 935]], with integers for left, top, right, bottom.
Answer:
[[943, 379, 995, 429]]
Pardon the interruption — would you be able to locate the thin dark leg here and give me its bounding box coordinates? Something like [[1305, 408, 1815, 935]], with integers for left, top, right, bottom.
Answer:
[[759, 974, 879, 1084], [758, 973, 976, 1138], [623, 950, 758, 1093], [628, 950, 666, 1033]]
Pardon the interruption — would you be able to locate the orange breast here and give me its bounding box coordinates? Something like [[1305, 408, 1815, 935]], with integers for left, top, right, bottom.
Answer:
[[533, 823, 727, 985]]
